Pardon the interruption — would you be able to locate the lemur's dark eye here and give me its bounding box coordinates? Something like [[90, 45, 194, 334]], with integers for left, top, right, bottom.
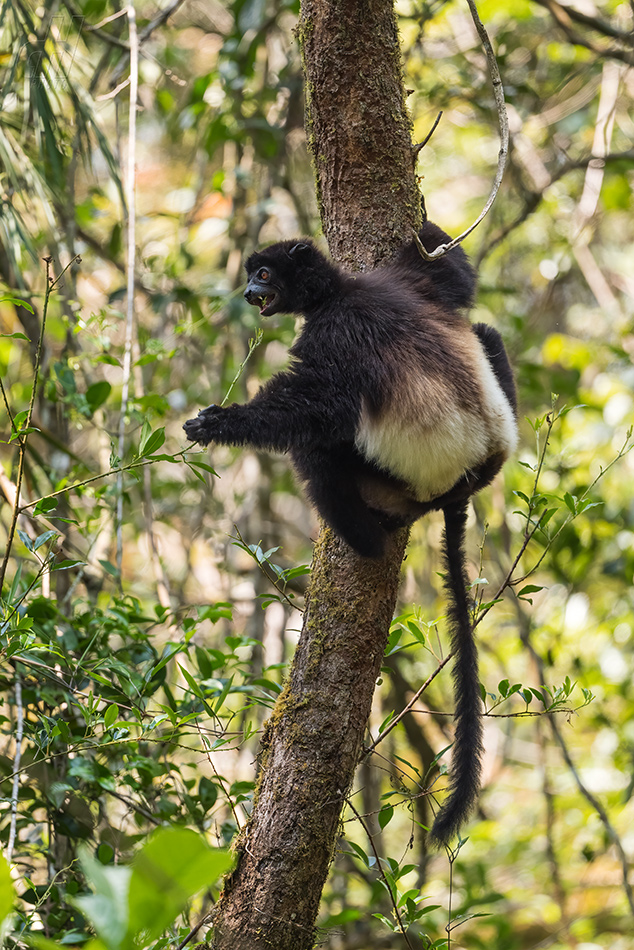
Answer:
[[259, 268, 270, 281]]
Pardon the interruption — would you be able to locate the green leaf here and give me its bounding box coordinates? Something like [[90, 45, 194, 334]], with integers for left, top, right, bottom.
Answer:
[[178, 663, 204, 699], [378, 804, 394, 830], [214, 674, 235, 714], [0, 850, 14, 929], [372, 912, 397, 931], [55, 719, 71, 742], [406, 619, 426, 644], [51, 559, 84, 572], [138, 420, 151, 454], [185, 462, 207, 484], [539, 508, 558, 528], [0, 296, 34, 313], [73, 852, 132, 950], [74, 832, 232, 950], [99, 559, 120, 578], [187, 458, 218, 475], [26, 937, 83, 950], [126, 828, 233, 944], [149, 644, 182, 679], [199, 776, 218, 812], [103, 704, 119, 730], [86, 381, 112, 412], [34, 529, 58, 551], [18, 529, 34, 551], [477, 598, 503, 611], [518, 585, 544, 600], [195, 645, 213, 679], [33, 497, 58, 515], [346, 840, 370, 866], [139, 425, 165, 457], [10, 425, 40, 441], [378, 710, 396, 734]]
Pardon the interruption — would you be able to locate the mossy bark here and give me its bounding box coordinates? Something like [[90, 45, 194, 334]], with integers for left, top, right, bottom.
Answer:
[[211, 2, 420, 947], [300, 0, 421, 267]]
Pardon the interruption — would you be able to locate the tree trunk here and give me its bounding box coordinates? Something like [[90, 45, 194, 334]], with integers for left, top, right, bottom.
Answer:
[[211, 1, 421, 946], [302, 0, 420, 267]]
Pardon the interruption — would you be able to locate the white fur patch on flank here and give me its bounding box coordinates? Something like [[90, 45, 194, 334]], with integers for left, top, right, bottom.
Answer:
[[355, 343, 518, 501], [473, 345, 519, 457]]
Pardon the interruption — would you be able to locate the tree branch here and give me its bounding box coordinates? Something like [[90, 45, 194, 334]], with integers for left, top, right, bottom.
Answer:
[[116, 4, 139, 577], [532, 0, 634, 42], [479, 149, 634, 260], [412, 0, 509, 259], [534, 0, 634, 65], [6, 673, 24, 863], [522, 629, 634, 916]]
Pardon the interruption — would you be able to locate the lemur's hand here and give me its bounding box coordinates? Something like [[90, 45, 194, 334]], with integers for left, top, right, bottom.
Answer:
[[183, 405, 224, 446]]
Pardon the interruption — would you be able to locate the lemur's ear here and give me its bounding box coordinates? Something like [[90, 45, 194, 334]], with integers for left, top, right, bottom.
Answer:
[[287, 242, 311, 259]]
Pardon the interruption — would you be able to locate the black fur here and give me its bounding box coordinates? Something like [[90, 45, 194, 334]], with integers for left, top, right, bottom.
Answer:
[[429, 501, 484, 846], [183, 220, 517, 845], [391, 222, 476, 311]]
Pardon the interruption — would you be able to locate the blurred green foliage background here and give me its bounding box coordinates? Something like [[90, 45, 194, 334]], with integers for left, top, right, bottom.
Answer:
[[0, 0, 633, 946]]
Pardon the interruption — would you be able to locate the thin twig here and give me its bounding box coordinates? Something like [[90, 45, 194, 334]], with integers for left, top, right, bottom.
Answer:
[[7, 673, 24, 862], [364, 653, 453, 754], [105, 787, 161, 825], [549, 714, 634, 915], [447, 851, 454, 950], [346, 797, 415, 950], [174, 910, 214, 950], [412, 0, 509, 260], [138, 0, 187, 44], [231, 526, 302, 613], [129, 329, 172, 607], [196, 721, 242, 832], [0, 374, 17, 432], [513, 426, 633, 586], [413, 110, 443, 157], [479, 150, 634, 262], [116, 4, 139, 577], [60, 0, 129, 49], [537, 717, 566, 910], [475, 410, 556, 627], [92, 7, 130, 28], [0, 654, 132, 707], [97, 77, 131, 101], [0, 256, 79, 591], [536, 0, 634, 66], [16, 453, 188, 514], [5, 729, 247, 785], [523, 632, 634, 916], [0, 554, 56, 635], [220, 330, 264, 407], [109, 0, 188, 86], [531, 0, 634, 42]]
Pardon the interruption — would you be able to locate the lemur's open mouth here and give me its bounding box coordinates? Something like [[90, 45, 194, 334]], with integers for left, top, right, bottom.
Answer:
[[258, 294, 277, 316]]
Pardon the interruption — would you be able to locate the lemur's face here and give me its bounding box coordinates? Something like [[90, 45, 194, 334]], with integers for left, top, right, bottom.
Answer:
[[243, 263, 283, 317], [243, 242, 314, 317]]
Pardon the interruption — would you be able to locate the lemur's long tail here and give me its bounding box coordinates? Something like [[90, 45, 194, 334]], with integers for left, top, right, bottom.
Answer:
[[428, 501, 483, 847]]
